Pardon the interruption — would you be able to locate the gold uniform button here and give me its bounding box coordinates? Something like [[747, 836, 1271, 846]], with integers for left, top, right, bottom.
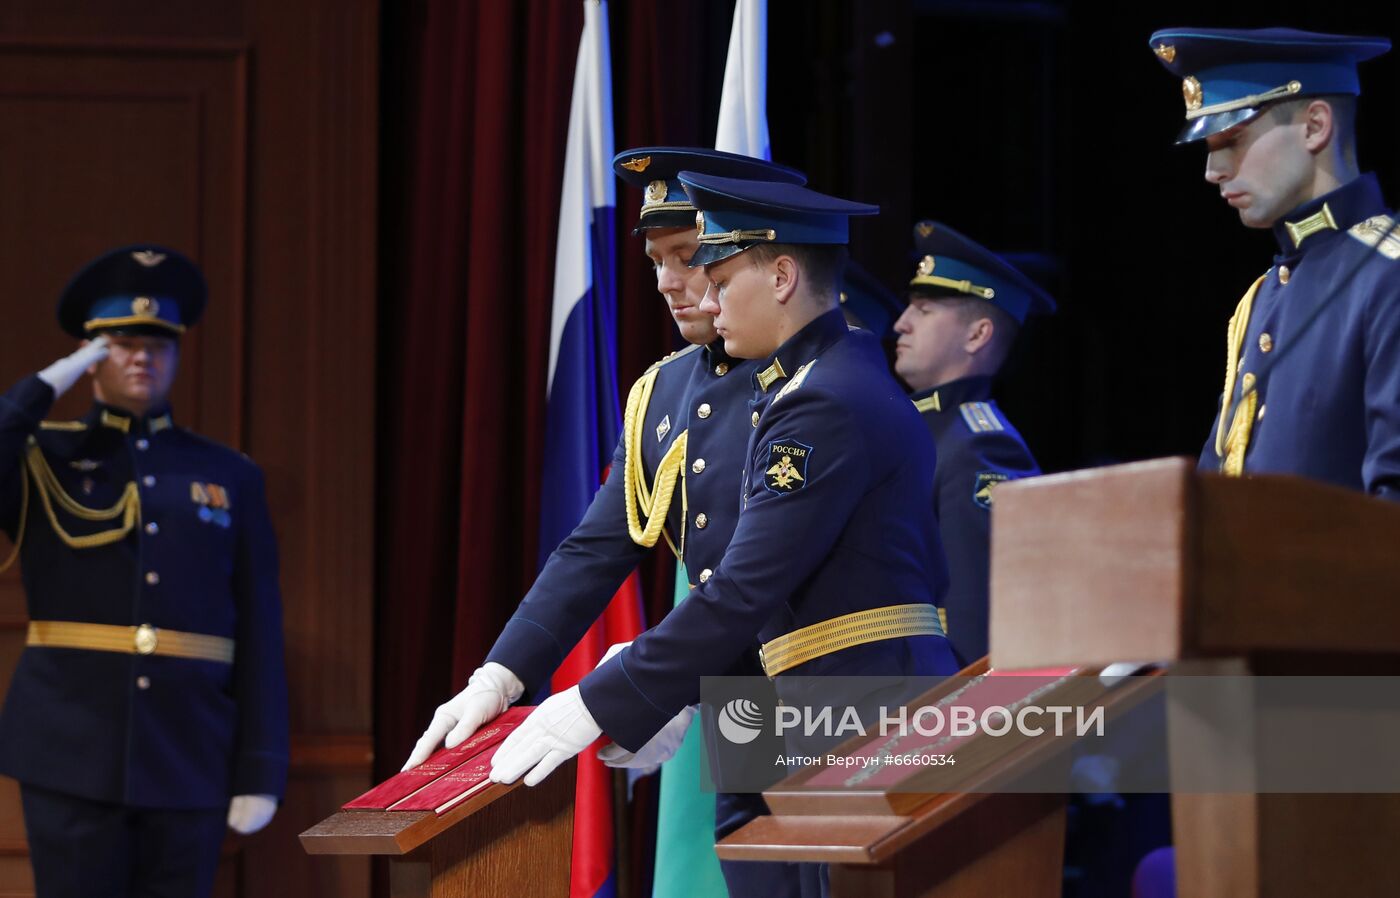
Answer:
[[692, 458, 706, 474], [1259, 333, 1273, 353], [136, 676, 151, 690], [145, 571, 160, 586], [715, 363, 729, 376], [697, 403, 712, 419], [695, 513, 709, 529], [1257, 404, 1267, 421], [699, 568, 713, 583], [751, 411, 760, 427], [134, 624, 158, 655], [1279, 266, 1291, 285]]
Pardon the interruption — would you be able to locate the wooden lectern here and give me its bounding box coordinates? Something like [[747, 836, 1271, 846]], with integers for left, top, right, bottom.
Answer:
[[299, 760, 574, 897], [718, 457, 1400, 897]]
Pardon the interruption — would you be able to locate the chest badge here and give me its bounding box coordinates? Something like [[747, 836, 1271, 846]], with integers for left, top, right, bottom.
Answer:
[[68, 459, 102, 472], [656, 415, 671, 443], [973, 471, 1011, 510], [764, 439, 812, 494], [191, 481, 233, 528]]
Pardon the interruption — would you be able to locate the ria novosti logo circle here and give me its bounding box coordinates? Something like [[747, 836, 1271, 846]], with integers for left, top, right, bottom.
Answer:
[[718, 698, 764, 744]]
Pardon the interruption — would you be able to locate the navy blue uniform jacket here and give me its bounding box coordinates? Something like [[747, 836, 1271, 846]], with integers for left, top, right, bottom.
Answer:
[[0, 375, 289, 809], [582, 310, 957, 750], [1200, 173, 1400, 498], [912, 376, 1038, 665], [489, 342, 762, 693]]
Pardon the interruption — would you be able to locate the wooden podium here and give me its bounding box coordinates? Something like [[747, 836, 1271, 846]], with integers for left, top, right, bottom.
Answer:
[[718, 457, 1400, 897], [299, 759, 574, 897]]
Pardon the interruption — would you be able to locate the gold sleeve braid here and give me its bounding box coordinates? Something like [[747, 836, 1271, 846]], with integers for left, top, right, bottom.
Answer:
[[1213, 275, 1267, 476], [622, 367, 687, 558]]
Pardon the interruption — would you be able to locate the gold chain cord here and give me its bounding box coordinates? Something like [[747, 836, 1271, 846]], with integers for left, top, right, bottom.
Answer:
[[1213, 275, 1267, 474], [0, 462, 29, 574], [622, 369, 686, 555]]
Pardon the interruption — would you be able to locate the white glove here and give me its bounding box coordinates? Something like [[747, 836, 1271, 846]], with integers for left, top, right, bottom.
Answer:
[[38, 336, 110, 398], [227, 793, 277, 835], [489, 685, 601, 787], [595, 641, 631, 668], [597, 704, 696, 773], [402, 661, 524, 771]]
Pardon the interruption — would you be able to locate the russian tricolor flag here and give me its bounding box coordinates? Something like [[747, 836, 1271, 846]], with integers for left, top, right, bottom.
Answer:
[[540, 4, 642, 898]]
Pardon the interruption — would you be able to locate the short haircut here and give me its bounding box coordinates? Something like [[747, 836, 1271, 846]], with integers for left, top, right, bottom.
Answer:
[[911, 290, 1021, 370], [1268, 94, 1357, 167], [745, 243, 849, 300]]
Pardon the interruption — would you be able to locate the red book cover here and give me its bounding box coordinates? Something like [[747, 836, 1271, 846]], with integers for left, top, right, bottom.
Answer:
[[388, 757, 495, 813], [342, 707, 532, 809]]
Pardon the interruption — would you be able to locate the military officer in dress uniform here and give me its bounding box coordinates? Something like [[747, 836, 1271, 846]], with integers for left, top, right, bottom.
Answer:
[[0, 246, 289, 897], [489, 174, 961, 897], [1148, 27, 1400, 493], [404, 149, 807, 896], [893, 221, 1054, 665]]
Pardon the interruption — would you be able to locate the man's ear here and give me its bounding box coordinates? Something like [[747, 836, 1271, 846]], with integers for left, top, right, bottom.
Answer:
[[772, 254, 799, 305], [965, 316, 995, 355], [1302, 99, 1336, 155]]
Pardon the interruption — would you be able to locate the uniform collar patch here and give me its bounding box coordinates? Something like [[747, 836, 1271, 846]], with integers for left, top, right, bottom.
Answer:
[[912, 391, 941, 414], [756, 358, 787, 392]]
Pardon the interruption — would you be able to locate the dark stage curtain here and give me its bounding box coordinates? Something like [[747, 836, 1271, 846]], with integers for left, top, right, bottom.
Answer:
[[374, 0, 730, 789]]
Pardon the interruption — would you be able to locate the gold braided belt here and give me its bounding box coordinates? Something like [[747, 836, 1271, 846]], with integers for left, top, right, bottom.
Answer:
[[27, 621, 235, 664], [759, 603, 946, 678]]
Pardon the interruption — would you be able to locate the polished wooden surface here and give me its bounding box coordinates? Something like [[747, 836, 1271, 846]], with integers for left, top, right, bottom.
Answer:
[[0, 1, 378, 894], [303, 761, 575, 898], [990, 457, 1400, 668]]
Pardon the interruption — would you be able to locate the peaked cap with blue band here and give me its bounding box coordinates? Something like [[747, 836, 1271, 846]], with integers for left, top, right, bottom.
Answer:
[[1148, 27, 1390, 143], [612, 147, 806, 235], [58, 244, 207, 339], [908, 221, 1055, 325], [839, 259, 904, 338], [677, 172, 879, 267]]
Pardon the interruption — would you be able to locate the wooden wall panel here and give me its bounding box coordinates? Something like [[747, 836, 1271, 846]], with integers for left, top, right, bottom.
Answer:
[[0, 1, 378, 895]]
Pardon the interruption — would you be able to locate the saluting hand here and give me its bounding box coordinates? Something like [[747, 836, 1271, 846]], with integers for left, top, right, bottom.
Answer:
[[37, 336, 110, 398]]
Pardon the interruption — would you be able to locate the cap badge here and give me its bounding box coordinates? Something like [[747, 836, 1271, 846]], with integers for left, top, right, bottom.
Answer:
[[131, 296, 160, 318], [1183, 76, 1203, 111], [620, 156, 651, 172], [695, 211, 706, 236], [915, 222, 935, 239], [1154, 44, 1176, 63], [131, 250, 166, 267], [644, 179, 668, 206], [916, 255, 936, 277]]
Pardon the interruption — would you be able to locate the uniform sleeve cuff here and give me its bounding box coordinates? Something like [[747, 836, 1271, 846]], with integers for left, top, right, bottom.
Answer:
[[1, 375, 56, 427], [578, 655, 674, 752], [486, 617, 565, 697], [232, 750, 289, 800]]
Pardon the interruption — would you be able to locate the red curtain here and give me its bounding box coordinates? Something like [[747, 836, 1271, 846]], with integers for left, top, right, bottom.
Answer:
[[375, 0, 722, 785]]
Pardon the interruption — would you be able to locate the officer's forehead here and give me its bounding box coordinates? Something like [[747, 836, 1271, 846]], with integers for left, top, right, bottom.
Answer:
[[644, 226, 697, 254]]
